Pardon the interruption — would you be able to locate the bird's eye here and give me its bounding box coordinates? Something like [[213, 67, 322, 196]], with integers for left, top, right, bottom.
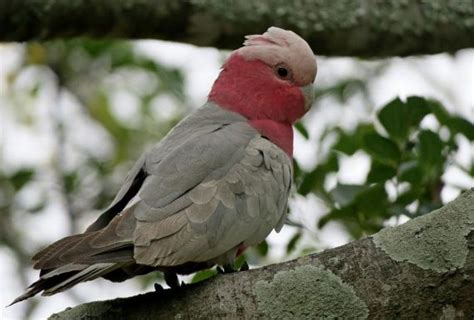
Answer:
[[277, 67, 288, 78], [274, 64, 292, 81]]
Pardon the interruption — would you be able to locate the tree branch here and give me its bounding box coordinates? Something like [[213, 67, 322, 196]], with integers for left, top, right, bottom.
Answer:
[[49, 189, 474, 319], [1, 0, 473, 56]]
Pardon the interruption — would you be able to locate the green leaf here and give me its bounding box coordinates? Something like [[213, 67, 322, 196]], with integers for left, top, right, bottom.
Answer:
[[396, 188, 420, 206], [234, 254, 248, 270], [191, 269, 218, 284], [318, 206, 354, 228], [255, 240, 268, 257], [10, 169, 34, 190], [298, 153, 338, 195], [405, 96, 432, 125], [63, 172, 78, 193], [429, 100, 474, 140], [333, 131, 359, 155], [449, 117, 474, 140], [377, 98, 406, 142], [321, 183, 388, 232], [377, 96, 430, 143], [428, 99, 451, 126], [355, 183, 388, 217], [333, 124, 375, 156], [330, 183, 365, 207], [399, 161, 424, 185], [417, 201, 442, 216], [314, 78, 367, 103], [386, 204, 411, 218], [286, 233, 302, 254], [418, 130, 444, 170], [294, 122, 309, 139], [292, 159, 303, 184], [367, 161, 397, 183], [362, 132, 401, 166]]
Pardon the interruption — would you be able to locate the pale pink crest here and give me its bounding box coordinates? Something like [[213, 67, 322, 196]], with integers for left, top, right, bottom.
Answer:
[[237, 27, 317, 85], [243, 33, 288, 47]]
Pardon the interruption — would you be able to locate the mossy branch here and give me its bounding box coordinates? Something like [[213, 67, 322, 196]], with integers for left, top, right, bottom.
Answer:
[[49, 189, 474, 319], [1, 0, 473, 56]]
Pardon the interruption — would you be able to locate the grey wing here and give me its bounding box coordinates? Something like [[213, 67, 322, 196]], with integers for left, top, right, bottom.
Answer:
[[86, 103, 245, 232], [86, 154, 147, 232], [14, 105, 271, 303], [133, 135, 293, 267]]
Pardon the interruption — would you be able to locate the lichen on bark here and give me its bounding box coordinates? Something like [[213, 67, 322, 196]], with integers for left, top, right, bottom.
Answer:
[[372, 190, 474, 272], [47, 191, 474, 319], [254, 265, 369, 319]]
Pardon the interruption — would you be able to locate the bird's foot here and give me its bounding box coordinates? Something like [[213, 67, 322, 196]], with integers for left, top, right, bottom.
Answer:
[[154, 283, 164, 292], [217, 264, 236, 274], [164, 271, 180, 289], [239, 261, 249, 271], [217, 260, 249, 274]]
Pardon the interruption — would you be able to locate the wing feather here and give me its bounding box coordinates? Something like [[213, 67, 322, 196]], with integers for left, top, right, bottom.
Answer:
[[133, 135, 292, 267]]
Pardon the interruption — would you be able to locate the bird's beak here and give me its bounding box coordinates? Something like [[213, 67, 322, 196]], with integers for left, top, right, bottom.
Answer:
[[301, 84, 315, 111]]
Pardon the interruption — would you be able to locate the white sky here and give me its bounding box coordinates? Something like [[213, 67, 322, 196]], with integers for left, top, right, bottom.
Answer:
[[1, 40, 473, 319]]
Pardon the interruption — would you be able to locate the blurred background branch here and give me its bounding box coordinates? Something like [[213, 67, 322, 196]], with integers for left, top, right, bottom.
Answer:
[[0, 0, 474, 56]]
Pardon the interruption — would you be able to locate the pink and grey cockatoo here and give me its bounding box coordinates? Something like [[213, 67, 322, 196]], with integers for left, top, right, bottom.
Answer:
[[12, 26, 317, 304]]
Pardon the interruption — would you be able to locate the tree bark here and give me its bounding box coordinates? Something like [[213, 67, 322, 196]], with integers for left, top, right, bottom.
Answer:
[[48, 189, 474, 319], [0, 0, 473, 57]]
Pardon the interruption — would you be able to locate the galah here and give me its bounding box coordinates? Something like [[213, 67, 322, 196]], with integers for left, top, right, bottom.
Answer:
[[12, 26, 317, 304]]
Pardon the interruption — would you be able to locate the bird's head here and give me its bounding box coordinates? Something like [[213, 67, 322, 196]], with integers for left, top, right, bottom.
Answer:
[[209, 26, 317, 125]]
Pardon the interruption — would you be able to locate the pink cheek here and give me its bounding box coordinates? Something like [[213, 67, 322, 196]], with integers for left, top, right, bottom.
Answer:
[[278, 87, 306, 122]]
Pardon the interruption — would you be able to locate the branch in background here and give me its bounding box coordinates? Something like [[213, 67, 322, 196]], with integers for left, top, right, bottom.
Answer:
[[49, 86, 79, 234], [49, 189, 474, 319], [0, 0, 473, 56], [0, 225, 39, 318]]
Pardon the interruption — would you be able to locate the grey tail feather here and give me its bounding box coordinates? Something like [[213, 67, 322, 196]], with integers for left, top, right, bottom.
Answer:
[[43, 263, 122, 295], [7, 269, 78, 306], [8, 286, 44, 306], [8, 262, 124, 306]]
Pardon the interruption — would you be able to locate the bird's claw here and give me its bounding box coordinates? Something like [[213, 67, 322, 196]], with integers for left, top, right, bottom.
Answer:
[[217, 260, 249, 274], [240, 261, 249, 271], [164, 271, 180, 289]]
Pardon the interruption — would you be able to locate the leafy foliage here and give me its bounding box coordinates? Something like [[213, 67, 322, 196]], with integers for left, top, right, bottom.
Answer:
[[294, 96, 473, 239]]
